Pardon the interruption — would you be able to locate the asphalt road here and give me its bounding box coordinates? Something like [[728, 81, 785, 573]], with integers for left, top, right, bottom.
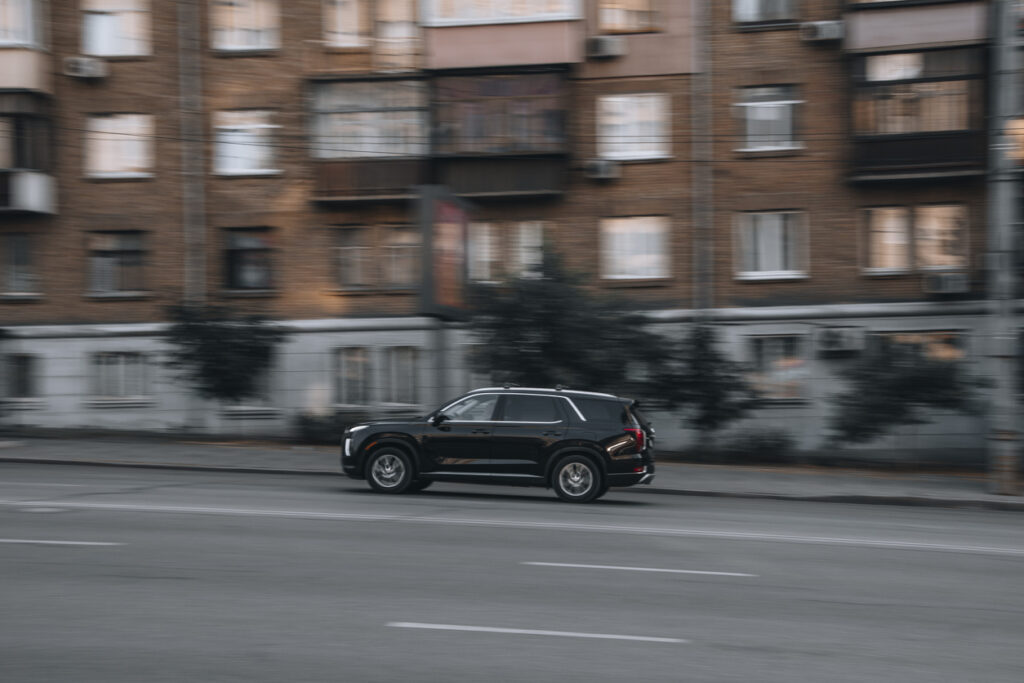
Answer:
[[2, 462, 1023, 683]]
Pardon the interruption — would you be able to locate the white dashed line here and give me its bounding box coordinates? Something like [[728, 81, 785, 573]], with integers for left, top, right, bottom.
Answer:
[[0, 538, 123, 546], [523, 561, 757, 577], [387, 622, 687, 644]]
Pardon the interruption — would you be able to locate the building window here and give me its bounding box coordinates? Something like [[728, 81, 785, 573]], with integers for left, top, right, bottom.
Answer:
[[375, 0, 417, 69], [736, 211, 806, 279], [312, 80, 427, 158], [873, 331, 965, 362], [4, 354, 37, 399], [91, 352, 148, 398], [82, 0, 150, 57], [334, 227, 370, 288], [435, 74, 566, 154], [733, 0, 794, 23], [749, 336, 807, 401], [513, 221, 544, 279], [2, 233, 36, 293], [854, 49, 981, 136], [865, 205, 966, 272], [599, 0, 656, 33], [468, 222, 498, 283], [211, 0, 279, 51], [214, 110, 279, 175], [382, 227, 420, 288], [597, 93, 670, 161], [421, 0, 578, 27], [335, 347, 370, 405], [0, 114, 50, 171], [225, 229, 274, 290], [600, 216, 669, 280], [88, 232, 144, 293], [736, 86, 801, 152], [0, 0, 42, 48], [381, 346, 417, 404], [85, 114, 153, 178], [324, 0, 370, 47]]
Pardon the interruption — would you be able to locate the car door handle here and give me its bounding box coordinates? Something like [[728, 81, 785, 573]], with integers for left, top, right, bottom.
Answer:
[[542, 431, 561, 437], [471, 429, 491, 435]]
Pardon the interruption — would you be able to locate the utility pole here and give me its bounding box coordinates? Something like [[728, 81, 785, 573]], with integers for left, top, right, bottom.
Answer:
[[987, 0, 1021, 494]]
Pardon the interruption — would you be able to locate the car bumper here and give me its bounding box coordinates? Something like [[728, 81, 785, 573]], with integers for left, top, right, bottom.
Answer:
[[606, 463, 655, 487]]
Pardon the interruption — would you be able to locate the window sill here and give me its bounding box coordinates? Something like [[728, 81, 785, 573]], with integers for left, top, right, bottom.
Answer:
[[83, 54, 152, 61], [1, 292, 43, 303], [2, 398, 46, 411], [84, 291, 153, 300], [211, 47, 280, 57], [863, 268, 911, 277], [733, 21, 799, 33], [601, 277, 672, 288], [220, 406, 281, 420], [321, 44, 372, 53], [85, 398, 155, 409], [845, 0, 965, 10], [83, 173, 154, 182], [736, 272, 808, 282], [734, 146, 805, 158], [328, 287, 416, 296], [599, 28, 660, 36], [600, 154, 673, 163], [220, 289, 278, 298], [214, 170, 283, 178]]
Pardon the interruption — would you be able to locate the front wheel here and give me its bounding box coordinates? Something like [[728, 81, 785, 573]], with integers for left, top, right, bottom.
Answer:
[[366, 448, 414, 494], [551, 455, 603, 503]]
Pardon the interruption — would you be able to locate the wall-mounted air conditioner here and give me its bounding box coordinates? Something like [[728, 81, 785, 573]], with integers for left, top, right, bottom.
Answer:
[[583, 159, 621, 180], [586, 35, 627, 59], [63, 56, 109, 79], [799, 21, 843, 43], [922, 272, 969, 295]]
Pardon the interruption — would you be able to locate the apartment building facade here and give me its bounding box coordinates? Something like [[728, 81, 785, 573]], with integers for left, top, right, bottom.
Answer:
[[0, 0, 1017, 458]]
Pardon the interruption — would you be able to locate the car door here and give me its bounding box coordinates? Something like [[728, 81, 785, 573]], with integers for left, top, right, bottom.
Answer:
[[420, 393, 499, 476], [489, 394, 568, 478]]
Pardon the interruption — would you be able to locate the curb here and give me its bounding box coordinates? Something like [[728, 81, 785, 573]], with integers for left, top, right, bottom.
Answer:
[[4, 455, 1023, 512]]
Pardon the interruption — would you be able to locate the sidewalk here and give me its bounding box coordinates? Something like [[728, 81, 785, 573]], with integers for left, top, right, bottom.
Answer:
[[1, 436, 1021, 511]]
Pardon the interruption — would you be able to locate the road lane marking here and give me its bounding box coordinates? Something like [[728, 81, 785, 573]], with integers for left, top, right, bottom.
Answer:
[[388, 622, 687, 644], [0, 538, 122, 546], [1, 498, 1022, 557], [0, 483, 85, 487], [523, 562, 757, 577]]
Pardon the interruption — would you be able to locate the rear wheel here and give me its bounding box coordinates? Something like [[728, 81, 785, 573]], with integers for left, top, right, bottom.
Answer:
[[366, 448, 414, 494], [551, 455, 603, 503]]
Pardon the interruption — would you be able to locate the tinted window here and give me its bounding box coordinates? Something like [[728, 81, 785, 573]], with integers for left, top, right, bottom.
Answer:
[[445, 394, 499, 421], [573, 397, 628, 424], [502, 395, 563, 422]]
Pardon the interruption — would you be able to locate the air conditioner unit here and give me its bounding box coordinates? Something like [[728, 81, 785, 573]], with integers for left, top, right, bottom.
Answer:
[[63, 56, 109, 79], [586, 35, 627, 59], [817, 327, 866, 356], [922, 272, 969, 295], [799, 21, 843, 43], [583, 159, 621, 180]]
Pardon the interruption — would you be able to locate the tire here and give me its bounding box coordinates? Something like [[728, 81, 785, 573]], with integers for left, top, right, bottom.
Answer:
[[551, 455, 603, 503], [593, 482, 610, 500], [365, 448, 414, 494], [408, 479, 433, 492]]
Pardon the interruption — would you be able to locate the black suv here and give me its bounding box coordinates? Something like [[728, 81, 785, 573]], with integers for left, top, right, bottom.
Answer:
[[341, 387, 654, 502]]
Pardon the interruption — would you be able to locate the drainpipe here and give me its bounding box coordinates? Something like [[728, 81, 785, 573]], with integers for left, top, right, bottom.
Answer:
[[691, 0, 713, 317], [178, 0, 205, 305]]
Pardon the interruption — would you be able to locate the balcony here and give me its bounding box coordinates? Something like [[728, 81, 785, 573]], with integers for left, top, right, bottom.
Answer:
[[0, 170, 56, 214], [850, 132, 985, 181], [312, 159, 427, 202], [436, 156, 567, 198], [0, 49, 52, 94]]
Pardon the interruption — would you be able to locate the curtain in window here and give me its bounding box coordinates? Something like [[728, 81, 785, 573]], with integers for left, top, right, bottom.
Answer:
[[212, 0, 278, 50], [866, 207, 910, 270], [600, 216, 668, 280], [312, 81, 427, 158], [324, 0, 368, 47], [0, 0, 40, 47], [83, 0, 150, 57], [514, 221, 544, 278], [376, 0, 417, 69], [86, 114, 152, 176], [599, 0, 653, 33], [916, 205, 966, 269], [214, 110, 275, 173], [738, 212, 801, 274], [598, 93, 668, 160]]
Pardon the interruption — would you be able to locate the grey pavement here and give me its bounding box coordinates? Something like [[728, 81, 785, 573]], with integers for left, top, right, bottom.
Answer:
[[1, 435, 1021, 511]]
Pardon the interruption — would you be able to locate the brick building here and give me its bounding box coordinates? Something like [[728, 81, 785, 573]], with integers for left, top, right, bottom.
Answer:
[[0, 1, 1018, 459]]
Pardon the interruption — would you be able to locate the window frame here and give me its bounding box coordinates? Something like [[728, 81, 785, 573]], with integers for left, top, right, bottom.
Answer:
[[311, 79, 428, 159], [90, 351, 149, 399], [323, 0, 371, 48], [863, 204, 968, 274], [600, 215, 671, 281], [747, 334, 809, 403], [210, 0, 280, 52], [87, 231, 146, 294], [84, 113, 154, 179], [4, 353, 37, 399], [224, 228, 275, 291], [81, 0, 151, 58], [334, 346, 371, 406], [420, 0, 581, 28], [732, 0, 796, 25], [333, 226, 372, 290], [380, 346, 418, 406], [2, 232, 37, 294], [0, 0, 44, 49], [734, 211, 808, 281], [598, 0, 658, 34], [380, 226, 420, 289], [213, 110, 280, 176], [597, 92, 671, 161], [735, 85, 803, 153]]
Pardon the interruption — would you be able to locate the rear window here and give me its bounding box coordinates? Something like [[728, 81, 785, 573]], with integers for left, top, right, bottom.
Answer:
[[572, 397, 628, 425], [502, 395, 563, 422]]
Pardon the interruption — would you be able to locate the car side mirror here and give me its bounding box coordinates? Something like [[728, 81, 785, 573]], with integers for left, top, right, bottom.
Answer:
[[431, 413, 449, 427]]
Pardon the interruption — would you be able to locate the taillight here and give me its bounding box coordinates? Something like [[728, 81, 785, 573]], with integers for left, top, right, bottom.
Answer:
[[624, 427, 645, 451]]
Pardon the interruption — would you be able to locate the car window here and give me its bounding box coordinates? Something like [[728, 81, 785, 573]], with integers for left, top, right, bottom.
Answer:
[[501, 395, 563, 423], [572, 397, 628, 424], [444, 394, 499, 421]]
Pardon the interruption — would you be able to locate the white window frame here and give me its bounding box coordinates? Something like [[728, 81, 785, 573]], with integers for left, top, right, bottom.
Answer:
[[335, 347, 370, 406], [863, 206, 911, 274], [380, 346, 418, 406], [90, 351, 149, 399], [85, 113, 154, 178], [736, 86, 802, 152], [82, 0, 151, 57], [732, 0, 794, 24], [311, 80, 428, 159], [0, 0, 43, 48], [211, 0, 279, 52], [600, 216, 670, 281], [735, 211, 808, 281], [597, 93, 670, 161], [420, 0, 580, 27], [213, 110, 280, 176]]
